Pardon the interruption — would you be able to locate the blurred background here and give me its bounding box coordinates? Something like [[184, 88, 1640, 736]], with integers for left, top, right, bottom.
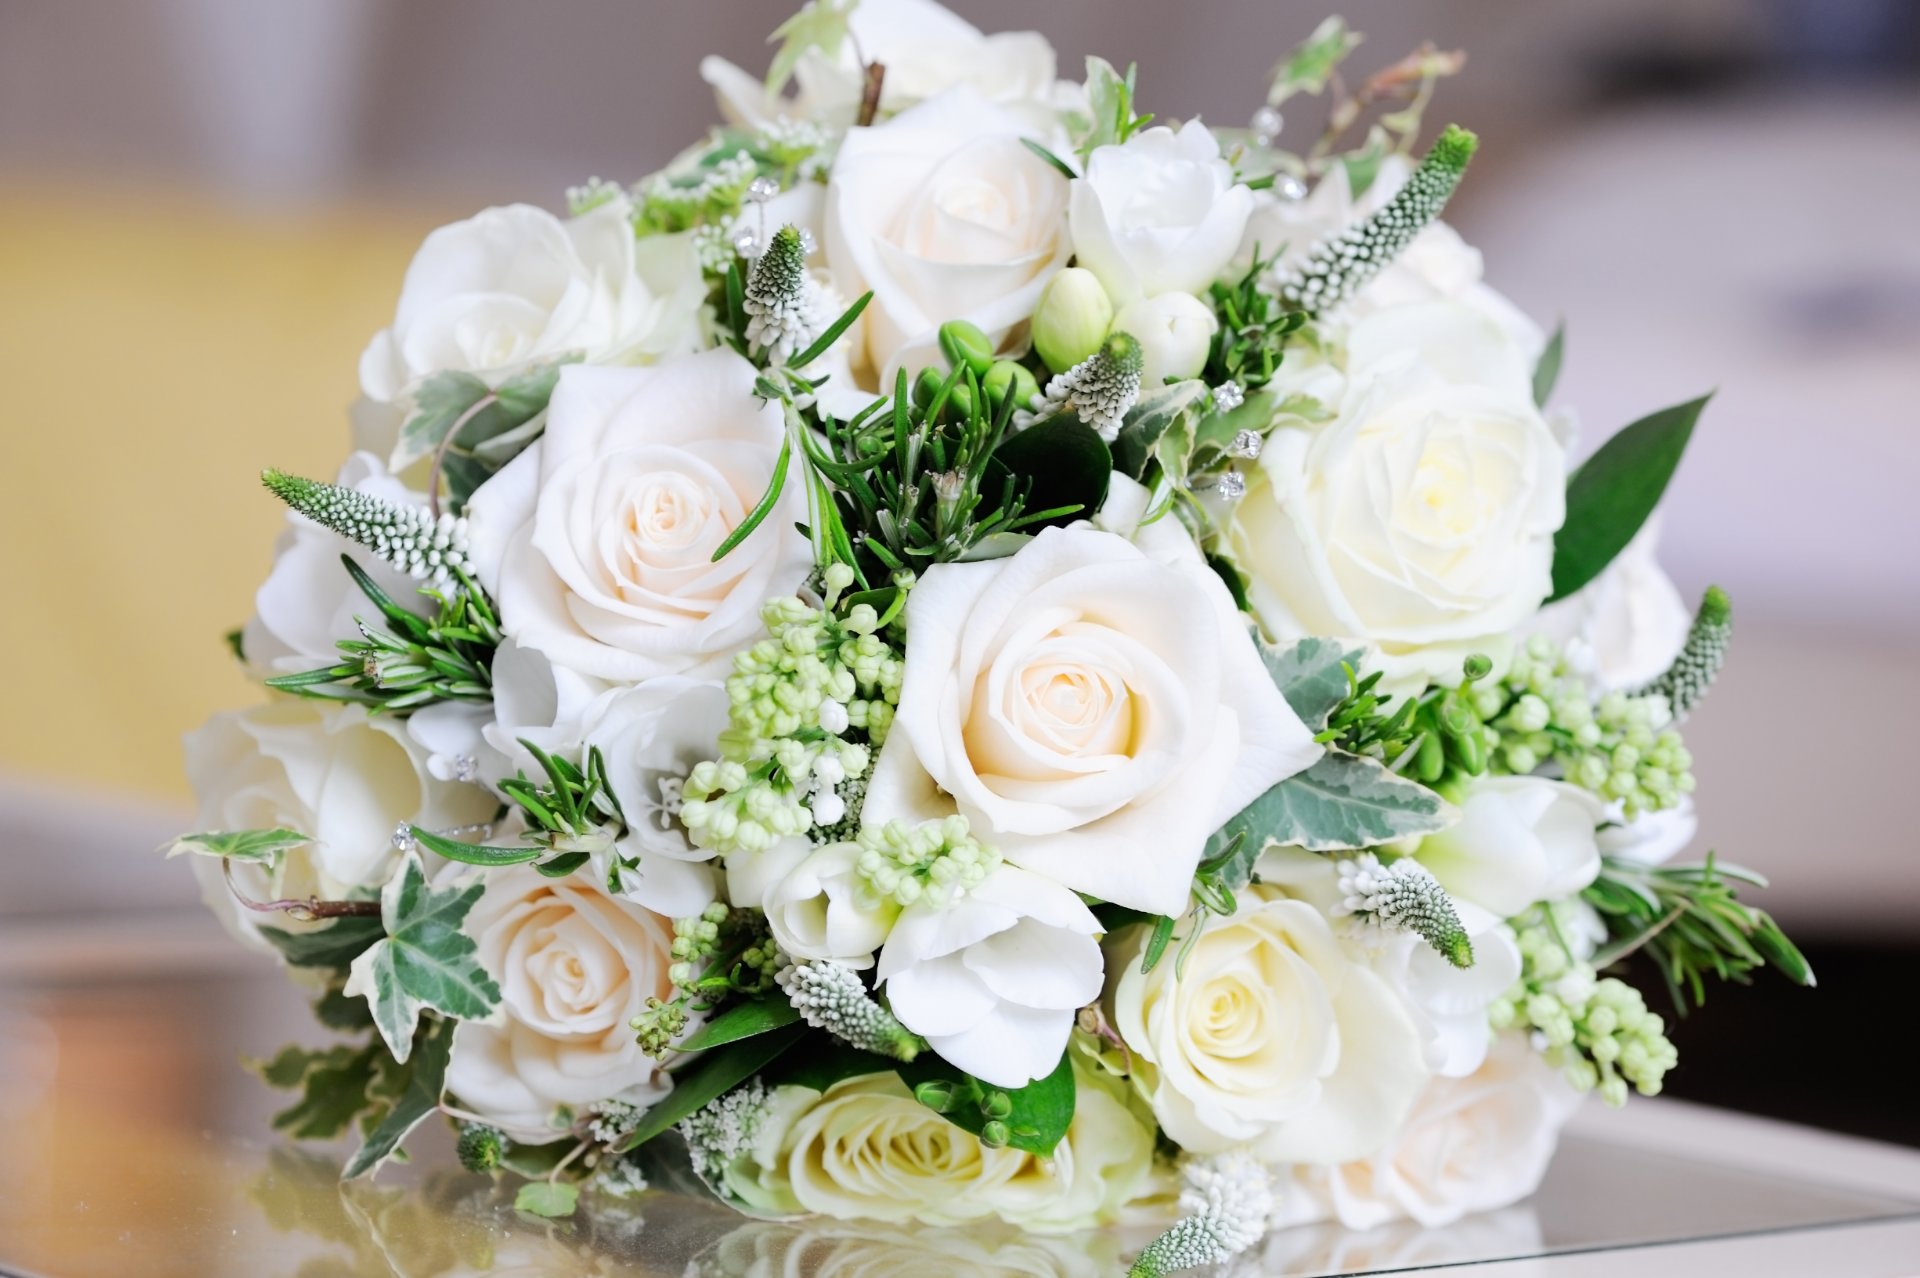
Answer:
[[1, 0, 1917, 1239]]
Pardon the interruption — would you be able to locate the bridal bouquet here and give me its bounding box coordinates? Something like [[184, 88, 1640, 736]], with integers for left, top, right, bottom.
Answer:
[[175, 3, 1812, 1272]]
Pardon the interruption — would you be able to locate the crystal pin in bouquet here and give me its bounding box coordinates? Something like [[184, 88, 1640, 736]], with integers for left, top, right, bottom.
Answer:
[[172, 4, 1811, 1273]]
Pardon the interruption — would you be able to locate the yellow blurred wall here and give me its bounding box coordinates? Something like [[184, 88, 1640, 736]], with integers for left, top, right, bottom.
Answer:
[[0, 189, 450, 802]]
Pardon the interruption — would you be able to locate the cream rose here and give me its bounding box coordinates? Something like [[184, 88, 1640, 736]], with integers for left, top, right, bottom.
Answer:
[[693, 1218, 1112, 1278], [1279, 1033, 1583, 1230], [824, 88, 1072, 394], [1106, 885, 1429, 1163], [863, 524, 1318, 915], [1415, 776, 1605, 919], [357, 197, 702, 462], [182, 700, 496, 949], [464, 350, 811, 682], [1069, 120, 1253, 304], [1232, 300, 1567, 681], [702, 0, 1067, 131], [724, 1066, 1155, 1232], [447, 862, 681, 1143]]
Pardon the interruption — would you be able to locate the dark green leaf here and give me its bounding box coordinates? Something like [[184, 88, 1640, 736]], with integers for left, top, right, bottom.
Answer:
[[1211, 751, 1455, 855], [1550, 394, 1708, 602], [679, 998, 803, 1051], [1532, 321, 1565, 408], [761, 1036, 896, 1093], [343, 1019, 452, 1179], [533, 851, 591, 879], [251, 1042, 382, 1141], [1020, 137, 1079, 180], [314, 982, 376, 1031], [895, 1050, 1075, 1158], [984, 415, 1111, 534], [260, 916, 386, 971], [614, 1022, 807, 1153]]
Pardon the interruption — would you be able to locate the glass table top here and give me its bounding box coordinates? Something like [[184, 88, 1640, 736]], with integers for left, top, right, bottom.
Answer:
[[2, 918, 1915, 1278]]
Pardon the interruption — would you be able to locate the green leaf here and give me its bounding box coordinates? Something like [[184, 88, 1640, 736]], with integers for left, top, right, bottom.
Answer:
[[314, 982, 376, 1032], [1533, 322, 1565, 408], [1020, 138, 1079, 180], [766, 0, 856, 94], [788, 290, 872, 370], [679, 998, 803, 1051], [164, 828, 312, 865], [395, 371, 489, 470], [710, 434, 791, 563], [1268, 15, 1363, 106], [407, 824, 546, 867], [342, 1019, 452, 1179], [250, 1042, 382, 1141], [260, 916, 386, 971], [1210, 752, 1455, 855], [513, 1181, 580, 1218], [1110, 381, 1208, 480], [896, 1050, 1075, 1158], [761, 1036, 896, 1092], [1549, 394, 1708, 602], [394, 360, 573, 506], [499, 1137, 580, 1179], [985, 415, 1111, 534], [1257, 636, 1367, 731], [533, 851, 592, 879], [613, 1022, 807, 1153], [1077, 57, 1153, 156], [350, 853, 501, 1062]]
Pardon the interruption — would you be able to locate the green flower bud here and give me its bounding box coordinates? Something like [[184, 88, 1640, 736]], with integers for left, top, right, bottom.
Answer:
[[913, 366, 947, 410], [982, 359, 1039, 411], [979, 1119, 1013, 1149], [456, 1123, 505, 1174], [980, 1090, 1014, 1120], [913, 1079, 958, 1113], [938, 320, 995, 377], [1030, 266, 1113, 372]]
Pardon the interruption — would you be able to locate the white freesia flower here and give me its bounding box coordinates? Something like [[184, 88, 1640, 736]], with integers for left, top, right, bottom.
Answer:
[[1598, 797, 1698, 868], [584, 676, 730, 917], [241, 452, 426, 675], [479, 636, 610, 787], [1415, 776, 1605, 919], [1277, 1033, 1583, 1230], [1069, 120, 1253, 304], [357, 197, 702, 460], [877, 865, 1103, 1088], [1232, 301, 1567, 682], [823, 88, 1071, 394], [765, 842, 901, 971], [182, 700, 496, 949], [864, 523, 1318, 915], [723, 1065, 1155, 1231], [702, 0, 1065, 131], [1106, 885, 1429, 1163], [464, 351, 811, 683], [1113, 292, 1218, 387], [1529, 519, 1691, 692], [447, 862, 681, 1143]]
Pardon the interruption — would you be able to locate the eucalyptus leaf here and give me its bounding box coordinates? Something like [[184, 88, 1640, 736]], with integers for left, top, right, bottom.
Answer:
[[613, 1022, 807, 1153], [895, 1050, 1075, 1158], [1211, 752, 1455, 855], [342, 1019, 452, 1179], [1257, 635, 1367, 730], [1549, 395, 1708, 602], [679, 998, 802, 1051], [164, 828, 312, 865], [350, 853, 501, 1062]]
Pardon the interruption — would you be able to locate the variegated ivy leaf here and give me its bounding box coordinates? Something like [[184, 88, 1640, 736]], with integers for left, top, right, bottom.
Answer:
[[346, 852, 500, 1062], [766, 0, 857, 95], [342, 1017, 455, 1179], [1110, 380, 1208, 481], [1208, 752, 1456, 857], [1256, 635, 1367, 731], [1268, 15, 1363, 107], [163, 828, 313, 865]]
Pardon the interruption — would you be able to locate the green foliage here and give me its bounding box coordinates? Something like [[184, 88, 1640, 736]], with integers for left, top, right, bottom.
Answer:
[[1585, 854, 1813, 1012], [1549, 395, 1708, 602], [1267, 15, 1363, 106], [513, 1181, 580, 1218], [1533, 322, 1566, 408], [260, 915, 385, 970], [898, 1050, 1075, 1158], [765, 0, 856, 94], [1109, 381, 1211, 481], [500, 742, 625, 847], [164, 828, 311, 866], [1077, 57, 1155, 157], [1257, 636, 1368, 730], [679, 998, 802, 1051], [342, 1018, 454, 1179], [393, 360, 572, 507], [1204, 249, 1309, 391], [264, 556, 498, 714], [1209, 751, 1456, 855], [614, 1022, 807, 1153], [351, 853, 501, 1062], [249, 1041, 386, 1141]]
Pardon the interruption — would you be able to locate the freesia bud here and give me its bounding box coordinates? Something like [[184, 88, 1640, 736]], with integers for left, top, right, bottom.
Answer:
[[938, 320, 994, 377], [1031, 267, 1114, 372], [1113, 292, 1218, 386]]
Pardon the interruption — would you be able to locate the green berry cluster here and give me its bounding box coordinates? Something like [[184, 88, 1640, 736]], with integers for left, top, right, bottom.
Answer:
[[1478, 636, 1695, 818], [1493, 909, 1678, 1106], [634, 149, 759, 235], [631, 906, 781, 1057], [854, 815, 1003, 909]]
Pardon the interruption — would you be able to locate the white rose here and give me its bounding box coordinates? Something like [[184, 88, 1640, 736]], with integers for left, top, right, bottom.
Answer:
[[464, 351, 811, 683], [584, 676, 730, 917], [182, 700, 496, 948], [824, 88, 1071, 393], [876, 865, 1103, 1087], [1239, 156, 1543, 358], [1113, 292, 1218, 387], [702, 0, 1066, 131], [357, 197, 702, 456], [1069, 120, 1253, 304], [765, 843, 901, 970], [1107, 885, 1429, 1163], [724, 1065, 1155, 1232], [1415, 776, 1605, 918], [1528, 519, 1690, 693], [447, 862, 681, 1143], [1280, 1033, 1583, 1230], [241, 452, 427, 675], [1232, 301, 1567, 682], [863, 524, 1317, 915]]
